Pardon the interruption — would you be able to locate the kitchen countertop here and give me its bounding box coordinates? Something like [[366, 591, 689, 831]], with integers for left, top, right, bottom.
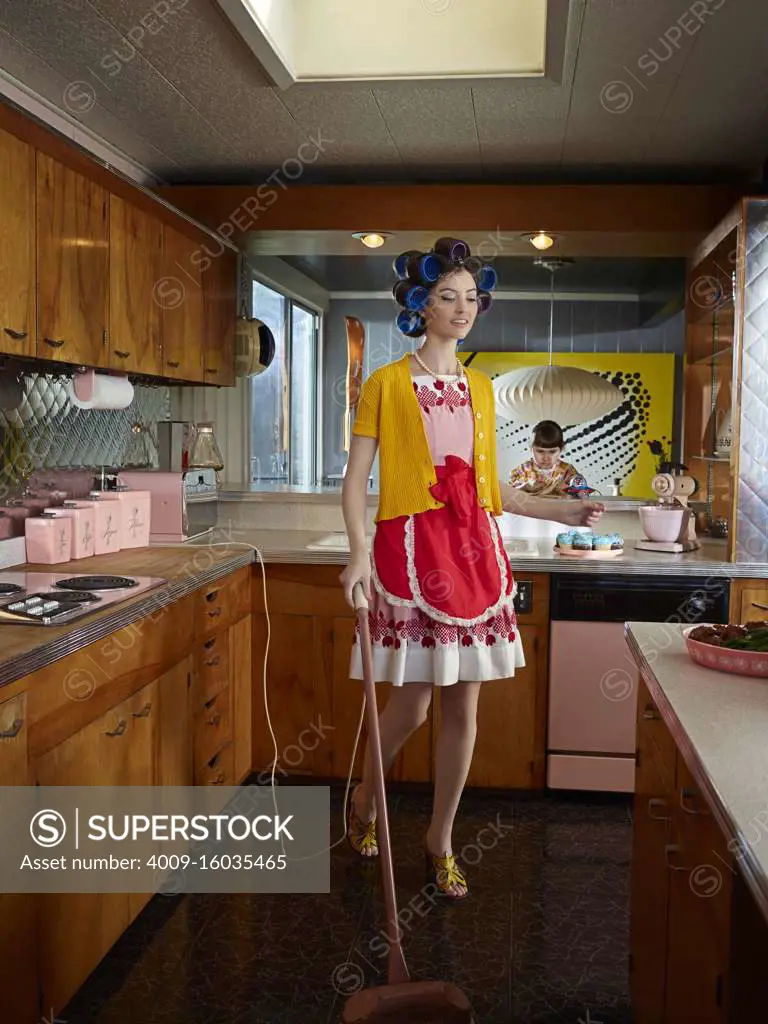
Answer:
[[625, 622, 768, 926], [190, 526, 768, 578], [0, 545, 255, 690]]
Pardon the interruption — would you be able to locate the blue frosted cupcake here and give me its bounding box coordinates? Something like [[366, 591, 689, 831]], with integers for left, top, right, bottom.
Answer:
[[556, 531, 574, 550], [572, 531, 593, 551], [610, 532, 624, 550], [593, 534, 613, 551]]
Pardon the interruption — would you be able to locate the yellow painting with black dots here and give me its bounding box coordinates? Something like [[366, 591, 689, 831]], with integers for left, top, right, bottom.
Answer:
[[458, 352, 676, 499]]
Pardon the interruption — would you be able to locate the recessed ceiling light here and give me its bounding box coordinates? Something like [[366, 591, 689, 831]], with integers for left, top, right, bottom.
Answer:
[[353, 232, 390, 248], [525, 231, 556, 251]]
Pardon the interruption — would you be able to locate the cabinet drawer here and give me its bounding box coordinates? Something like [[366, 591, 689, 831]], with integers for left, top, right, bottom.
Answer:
[[195, 569, 250, 635], [194, 742, 234, 786], [193, 687, 231, 770], [193, 630, 230, 708]]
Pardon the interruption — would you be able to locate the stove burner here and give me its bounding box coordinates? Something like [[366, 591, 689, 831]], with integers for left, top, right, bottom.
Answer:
[[0, 583, 24, 596], [54, 575, 138, 592], [53, 590, 102, 603]]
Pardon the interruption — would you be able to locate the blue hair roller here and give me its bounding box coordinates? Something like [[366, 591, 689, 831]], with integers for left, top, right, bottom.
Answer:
[[476, 265, 498, 292], [393, 250, 421, 279], [396, 309, 426, 337]]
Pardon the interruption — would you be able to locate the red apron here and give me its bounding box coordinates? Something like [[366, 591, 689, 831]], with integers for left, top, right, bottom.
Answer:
[[371, 455, 515, 626]]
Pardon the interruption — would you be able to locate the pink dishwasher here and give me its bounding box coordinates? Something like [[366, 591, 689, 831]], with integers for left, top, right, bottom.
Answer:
[[547, 573, 729, 793]]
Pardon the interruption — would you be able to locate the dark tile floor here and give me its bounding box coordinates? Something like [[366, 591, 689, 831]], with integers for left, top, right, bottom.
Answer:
[[62, 784, 634, 1024]]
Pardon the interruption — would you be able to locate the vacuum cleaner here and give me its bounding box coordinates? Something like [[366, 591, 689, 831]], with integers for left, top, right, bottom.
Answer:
[[341, 582, 475, 1024]]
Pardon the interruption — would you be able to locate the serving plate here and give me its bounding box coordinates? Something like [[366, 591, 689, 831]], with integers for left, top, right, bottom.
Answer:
[[683, 625, 768, 678], [553, 547, 624, 559]]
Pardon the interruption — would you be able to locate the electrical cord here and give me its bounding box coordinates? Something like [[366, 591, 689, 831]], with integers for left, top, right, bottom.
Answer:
[[204, 542, 366, 863]]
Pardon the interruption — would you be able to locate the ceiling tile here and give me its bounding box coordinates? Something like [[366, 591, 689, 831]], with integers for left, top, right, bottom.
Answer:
[[88, 0, 310, 165], [372, 84, 480, 168], [0, 25, 178, 177]]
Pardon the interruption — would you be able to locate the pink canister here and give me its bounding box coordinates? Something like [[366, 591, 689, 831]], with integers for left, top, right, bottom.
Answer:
[[112, 487, 151, 548], [44, 502, 95, 559], [25, 513, 72, 564], [75, 495, 122, 554]]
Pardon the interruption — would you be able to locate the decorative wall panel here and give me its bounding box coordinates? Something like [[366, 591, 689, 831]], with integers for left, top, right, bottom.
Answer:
[[0, 373, 169, 498]]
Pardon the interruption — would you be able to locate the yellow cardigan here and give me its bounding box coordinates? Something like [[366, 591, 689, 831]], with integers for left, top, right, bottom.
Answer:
[[352, 353, 503, 523]]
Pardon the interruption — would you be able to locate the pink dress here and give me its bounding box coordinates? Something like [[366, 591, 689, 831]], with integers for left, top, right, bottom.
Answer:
[[349, 373, 525, 686]]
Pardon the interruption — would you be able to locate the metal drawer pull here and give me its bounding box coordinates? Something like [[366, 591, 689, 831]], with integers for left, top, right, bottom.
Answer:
[[207, 714, 222, 727], [211, 772, 225, 785], [132, 703, 151, 718], [665, 844, 688, 871], [205, 655, 220, 667], [680, 787, 708, 815], [4, 327, 27, 340], [105, 719, 127, 737], [206, 368, 218, 375], [204, 695, 218, 708], [207, 608, 221, 618], [205, 591, 220, 603], [753, 602, 768, 611], [167, 360, 180, 368], [203, 637, 216, 649], [642, 706, 660, 720], [44, 337, 66, 347], [648, 798, 670, 821], [114, 349, 130, 358], [0, 717, 23, 739]]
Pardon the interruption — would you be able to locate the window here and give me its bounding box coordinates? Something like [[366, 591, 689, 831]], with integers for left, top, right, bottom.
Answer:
[[249, 278, 320, 486]]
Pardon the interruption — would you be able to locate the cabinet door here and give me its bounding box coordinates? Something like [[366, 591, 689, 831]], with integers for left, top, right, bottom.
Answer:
[[443, 624, 543, 790], [630, 694, 673, 1023], [36, 682, 156, 1014], [36, 152, 109, 366], [0, 694, 36, 1024], [202, 250, 236, 386], [252, 611, 334, 779], [737, 584, 768, 623], [0, 691, 29, 786], [109, 195, 163, 375], [231, 614, 253, 783], [158, 659, 192, 787], [160, 226, 204, 381], [0, 127, 35, 357]]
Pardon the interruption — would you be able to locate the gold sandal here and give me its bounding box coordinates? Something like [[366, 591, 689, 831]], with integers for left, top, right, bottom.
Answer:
[[425, 850, 469, 900], [346, 785, 378, 858]]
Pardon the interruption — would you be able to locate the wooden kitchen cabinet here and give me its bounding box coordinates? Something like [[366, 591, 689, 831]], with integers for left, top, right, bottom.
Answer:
[[0, 693, 37, 1024], [202, 250, 237, 386], [251, 565, 549, 790], [729, 579, 768, 623], [160, 225, 205, 381], [36, 152, 109, 367], [628, 674, 768, 1023], [109, 195, 163, 376], [35, 681, 158, 1014], [0, 126, 35, 358]]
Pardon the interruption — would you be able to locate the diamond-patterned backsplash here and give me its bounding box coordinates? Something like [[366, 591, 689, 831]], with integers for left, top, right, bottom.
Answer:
[[0, 372, 170, 499]]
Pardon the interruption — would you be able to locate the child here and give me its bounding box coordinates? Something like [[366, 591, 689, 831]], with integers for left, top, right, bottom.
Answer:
[[507, 420, 587, 496], [339, 240, 603, 899]]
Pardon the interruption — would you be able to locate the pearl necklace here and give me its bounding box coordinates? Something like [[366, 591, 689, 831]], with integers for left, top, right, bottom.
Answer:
[[412, 346, 464, 380]]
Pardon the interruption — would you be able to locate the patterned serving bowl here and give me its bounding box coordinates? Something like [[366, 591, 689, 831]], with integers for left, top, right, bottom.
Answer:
[[683, 626, 768, 678]]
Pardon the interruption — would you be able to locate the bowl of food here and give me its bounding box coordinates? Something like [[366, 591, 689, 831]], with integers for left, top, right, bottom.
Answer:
[[683, 622, 768, 678]]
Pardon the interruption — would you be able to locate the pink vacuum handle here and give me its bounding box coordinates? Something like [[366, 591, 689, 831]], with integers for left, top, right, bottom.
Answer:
[[352, 581, 369, 610], [355, 595, 410, 986]]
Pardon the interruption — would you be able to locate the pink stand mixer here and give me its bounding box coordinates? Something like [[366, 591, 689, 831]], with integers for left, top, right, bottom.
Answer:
[[635, 471, 701, 553]]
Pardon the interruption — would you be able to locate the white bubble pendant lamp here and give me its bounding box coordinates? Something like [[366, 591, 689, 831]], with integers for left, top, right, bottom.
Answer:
[[493, 258, 625, 426]]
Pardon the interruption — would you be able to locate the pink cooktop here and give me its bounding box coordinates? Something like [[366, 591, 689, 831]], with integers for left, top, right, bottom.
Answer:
[[0, 572, 167, 626]]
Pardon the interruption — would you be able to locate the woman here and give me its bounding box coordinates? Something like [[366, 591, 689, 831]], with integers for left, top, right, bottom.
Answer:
[[339, 238, 603, 900], [507, 420, 588, 497]]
